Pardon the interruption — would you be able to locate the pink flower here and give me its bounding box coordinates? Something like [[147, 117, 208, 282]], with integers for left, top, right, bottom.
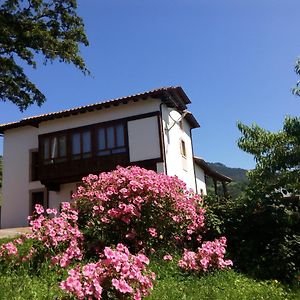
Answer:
[[163, 254, 173, 261], [147, 228, 157, 238], [35, 204, 44, 214], [112, 278, 133, 294], [178, 237, 233, 273], [60, 244, 155, 299], [187, 229, 193, 235], [46, 208, 57, 215]]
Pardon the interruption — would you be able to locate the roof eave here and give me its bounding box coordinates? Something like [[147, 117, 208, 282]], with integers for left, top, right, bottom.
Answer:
[[194, 156, 232, 182], [0, 86, 198, 133]]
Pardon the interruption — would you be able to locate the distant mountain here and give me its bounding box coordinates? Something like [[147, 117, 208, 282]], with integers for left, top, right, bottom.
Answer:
[[206, 162, 248, 182], [205, 162, 249, 199]]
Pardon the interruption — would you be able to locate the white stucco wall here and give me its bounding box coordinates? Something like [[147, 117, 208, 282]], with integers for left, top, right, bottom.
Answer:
[[161, 106, 198, 191], [48, 182, 78, 211], [195, 164, 207, 196], [1, 98, 162, 228], [38, 98, 161, 134], [128, 116, 161, 162], [1, 126, 45, 228], [1, 97, 205, 228]]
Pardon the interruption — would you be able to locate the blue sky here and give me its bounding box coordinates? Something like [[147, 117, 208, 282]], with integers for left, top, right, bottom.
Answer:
[[1, 0, 300, 169]]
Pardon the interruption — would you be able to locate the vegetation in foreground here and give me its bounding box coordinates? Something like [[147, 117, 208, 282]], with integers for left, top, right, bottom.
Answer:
[[0, 252, 298, 300], [0, 116, 299, 298], [0, 166, 233, 299]]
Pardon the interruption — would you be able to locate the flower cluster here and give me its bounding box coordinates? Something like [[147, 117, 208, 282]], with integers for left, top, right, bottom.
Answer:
[[74, 166, 205, 252], [28, 203, 83, 267], [60, 243, 155, 300], [0, 203, 83, 267], [0, 242, 18, 260], [178, 237, 233, 273], [0, 166, 233, 299]]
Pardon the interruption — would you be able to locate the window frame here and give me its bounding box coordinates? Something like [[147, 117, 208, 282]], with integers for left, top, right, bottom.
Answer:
[[39, 120, 128, 164], [96, 122, 127, 156], [71, 129, 92, 160], [42, 133, 67, 164], [180, 139, 187, 158], [29, 188, 47, 216]]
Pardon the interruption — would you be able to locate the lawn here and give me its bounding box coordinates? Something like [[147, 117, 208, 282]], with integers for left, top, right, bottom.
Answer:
[[148, 258, 299, 300], [0, 239, 299, 300]]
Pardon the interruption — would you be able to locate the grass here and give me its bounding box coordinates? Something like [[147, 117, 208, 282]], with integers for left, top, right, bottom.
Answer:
[[0, 238, 299, 299], [0, 265, 298, 300], [148, 257, 300, 300], [0, 271, 64, 300]]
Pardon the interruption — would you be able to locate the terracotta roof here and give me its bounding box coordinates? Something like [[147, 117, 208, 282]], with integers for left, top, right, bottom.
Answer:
[[0, 86, 200, 133], [194, 156, 232, 182]]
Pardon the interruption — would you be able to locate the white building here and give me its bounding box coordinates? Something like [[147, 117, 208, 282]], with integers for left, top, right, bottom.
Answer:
[[0, 86, 212, 228]]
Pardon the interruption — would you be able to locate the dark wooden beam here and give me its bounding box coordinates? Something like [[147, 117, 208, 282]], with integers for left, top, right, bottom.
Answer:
[[213, 179, 218, 196]]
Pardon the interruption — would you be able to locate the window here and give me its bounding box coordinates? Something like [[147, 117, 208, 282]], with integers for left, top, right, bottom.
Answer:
[[30, 190, 46, 215], [39, 122, 127, 164], [97, 123, 126, 156], [30, 150, 39, 181], [71, 130, 91, 160], [180, 139, 186, 157], [43, 135, 67, 164]]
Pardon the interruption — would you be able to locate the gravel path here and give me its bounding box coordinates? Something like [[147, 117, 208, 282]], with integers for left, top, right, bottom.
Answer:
[[0, 227, 31, 239]]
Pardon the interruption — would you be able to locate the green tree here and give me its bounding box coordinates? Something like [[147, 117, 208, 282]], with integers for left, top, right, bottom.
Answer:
[[0, 0, 89, 111], [234, 117, 300, 281], [293, 59, 300, 96], [237, 117, 300, 199]]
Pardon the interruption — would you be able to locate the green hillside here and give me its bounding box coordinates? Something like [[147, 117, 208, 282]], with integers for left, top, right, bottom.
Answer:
[[206, 162, 248, 182], [206, 162, 249, 199]]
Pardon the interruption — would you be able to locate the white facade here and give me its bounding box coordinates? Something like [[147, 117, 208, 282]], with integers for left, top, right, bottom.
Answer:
[[2, 126, 42, 228], [38, 99, 161, 135], [195, 164, 207, 195], [0, 88, 206, 228], [128, 116, 161, 162], [161, 106, 197, 191]]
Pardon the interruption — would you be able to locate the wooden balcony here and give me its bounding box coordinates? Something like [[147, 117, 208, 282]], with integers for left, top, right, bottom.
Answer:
[[39, 153, 129, 190]]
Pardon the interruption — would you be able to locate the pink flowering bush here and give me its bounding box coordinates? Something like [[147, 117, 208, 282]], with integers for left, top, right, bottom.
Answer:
[[60, 243, 155, 300], [0, 242, 18, 261], [178, 237, 233, 274], [73, 166, 205, 254], [0, 203, 83, 268], [0, 166, 233, 299]]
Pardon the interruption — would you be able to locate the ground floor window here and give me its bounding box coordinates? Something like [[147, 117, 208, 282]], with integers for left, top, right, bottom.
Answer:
[[30, 189, 47, 215]]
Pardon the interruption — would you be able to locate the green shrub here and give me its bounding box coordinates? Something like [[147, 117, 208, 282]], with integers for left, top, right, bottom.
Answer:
[[203, 193, 300, 282]]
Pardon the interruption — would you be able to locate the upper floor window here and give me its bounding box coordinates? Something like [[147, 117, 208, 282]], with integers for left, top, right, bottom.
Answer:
[[40, 122, 127, 164], [180, 139, 186, 157], [72, 130, 92, 160], [43, 135, 67, 164], [97, 123, 126, 156]]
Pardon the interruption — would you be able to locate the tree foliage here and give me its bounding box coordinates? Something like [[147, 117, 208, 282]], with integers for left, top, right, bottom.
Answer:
[[237, 117, 300, 199], [293, 59, 300, 96], [204, 118, 300, 282], [0, 0, 89, 111], [233, 117, 300, 281]]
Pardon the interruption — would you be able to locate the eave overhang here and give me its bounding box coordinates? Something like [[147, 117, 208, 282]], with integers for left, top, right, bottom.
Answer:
[[0, 86, 200, 133]]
